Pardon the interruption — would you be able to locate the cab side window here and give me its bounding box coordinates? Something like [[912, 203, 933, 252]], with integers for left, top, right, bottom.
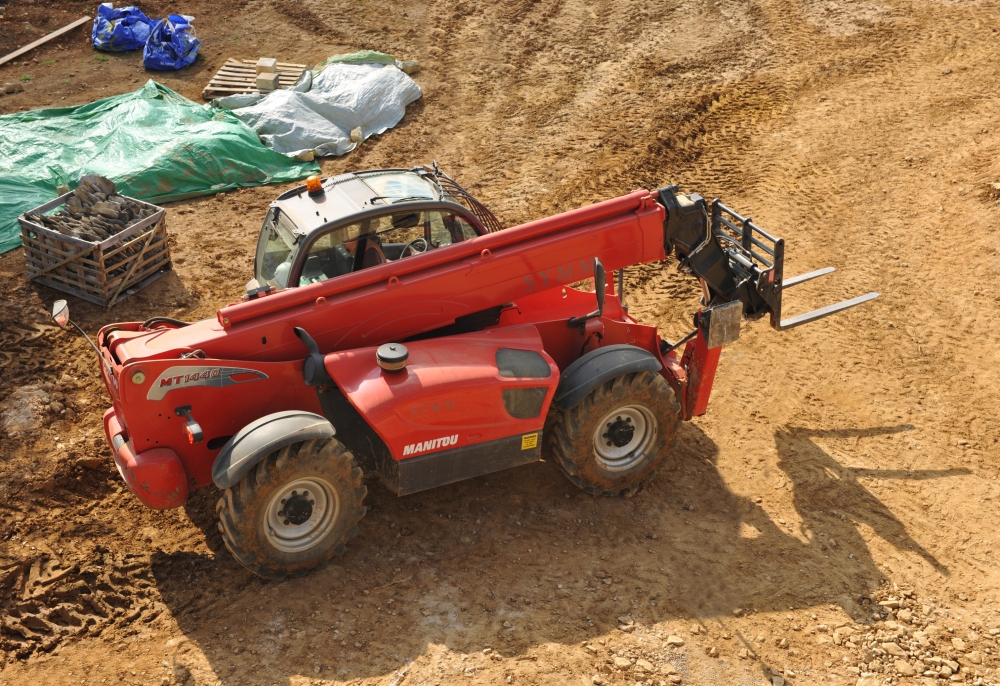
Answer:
[[298, 221, 362, 286], [429, 211, 478, 247], [296, 209, 483, 286]]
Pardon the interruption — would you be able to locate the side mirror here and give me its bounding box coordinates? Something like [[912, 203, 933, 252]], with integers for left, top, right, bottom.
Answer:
[[294, 326, 333, 386], [52, 300, 70, 329]]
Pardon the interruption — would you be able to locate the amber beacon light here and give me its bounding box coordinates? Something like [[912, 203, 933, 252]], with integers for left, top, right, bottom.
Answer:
[[305, 175, 324, 196]]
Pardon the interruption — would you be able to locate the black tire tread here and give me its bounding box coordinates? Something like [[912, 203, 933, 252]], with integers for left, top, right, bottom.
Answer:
[[546, 371, 682, 496], [215, 437, 367, 581]]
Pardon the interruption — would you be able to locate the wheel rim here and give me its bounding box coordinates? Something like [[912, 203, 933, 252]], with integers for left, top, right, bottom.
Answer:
[[593, 404, 657, 470], [264, 477, 339, 553]]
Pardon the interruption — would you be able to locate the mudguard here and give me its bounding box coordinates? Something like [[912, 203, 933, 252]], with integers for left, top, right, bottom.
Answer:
[[552, 344, 662, 411], [212, 410, 335, 489]]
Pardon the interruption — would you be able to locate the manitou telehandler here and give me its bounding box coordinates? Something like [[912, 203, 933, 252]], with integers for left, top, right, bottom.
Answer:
[[51, 165, 877, 580]]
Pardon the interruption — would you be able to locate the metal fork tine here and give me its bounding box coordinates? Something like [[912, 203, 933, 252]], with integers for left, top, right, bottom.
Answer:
[[778, 292, 879, 330], [783, 266, 836, 289]]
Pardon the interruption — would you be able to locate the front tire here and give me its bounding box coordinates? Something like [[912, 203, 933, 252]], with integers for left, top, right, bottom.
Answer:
[[216, 437, 367, 581], [546, 370, 681, 496]]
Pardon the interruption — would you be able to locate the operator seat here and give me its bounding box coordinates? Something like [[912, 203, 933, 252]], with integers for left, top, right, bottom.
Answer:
[[349, 234, 385, 272], [332, 245, 354, 276]]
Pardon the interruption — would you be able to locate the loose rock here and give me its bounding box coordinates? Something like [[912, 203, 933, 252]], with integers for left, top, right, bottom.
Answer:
[[666, 635, 684, 647], [882, 642, 907, 657], [894, 660, 916, 676]]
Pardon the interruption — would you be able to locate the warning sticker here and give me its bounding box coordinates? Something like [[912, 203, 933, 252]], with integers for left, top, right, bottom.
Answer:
[[521, 432, 539, 450]]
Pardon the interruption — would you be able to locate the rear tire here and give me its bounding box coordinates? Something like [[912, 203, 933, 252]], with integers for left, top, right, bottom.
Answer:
[[546, 370, 681, 496], [216, 437, 367, 581]]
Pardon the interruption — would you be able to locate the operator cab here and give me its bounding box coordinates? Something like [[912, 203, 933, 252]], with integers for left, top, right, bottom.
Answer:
[[253, 167, 500, 292]]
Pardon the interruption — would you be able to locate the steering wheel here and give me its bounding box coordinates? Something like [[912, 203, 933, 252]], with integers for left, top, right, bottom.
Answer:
[[400, 237, 429, 258]]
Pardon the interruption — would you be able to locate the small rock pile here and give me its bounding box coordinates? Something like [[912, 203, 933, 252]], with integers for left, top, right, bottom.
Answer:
[[26, 175, 158, 244], [847, 583, 998, 685]]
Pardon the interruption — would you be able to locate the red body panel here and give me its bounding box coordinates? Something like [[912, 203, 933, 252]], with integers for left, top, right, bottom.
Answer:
[[93, 188, 723, 508], [324, 326, 559, 461], [681, 331, 721, 419], [100, 350, 321, 490], [103, 409, 189, 509]]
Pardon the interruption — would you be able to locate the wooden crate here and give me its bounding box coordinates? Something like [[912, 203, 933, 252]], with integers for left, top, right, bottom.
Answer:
[[19, 193, 172, 308], [202, 58, 307, 100]]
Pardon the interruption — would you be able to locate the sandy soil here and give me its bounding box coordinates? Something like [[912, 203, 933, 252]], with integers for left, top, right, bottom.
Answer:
[[2, 0, 1000, 685]]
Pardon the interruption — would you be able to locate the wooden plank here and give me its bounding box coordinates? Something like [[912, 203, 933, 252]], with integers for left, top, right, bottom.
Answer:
[[106, 265, 171, 306], [218, 59, 306, 71], [0, 17, 92, 67], [211, 70, 302, 79], [27, 242, 99, 280], [107, 240, 167, 276], [213, 70, 303, 80], [22, 236, 102, 269], [105, 250, 170, 291], [208, 76, 300, 86], [28, 263, 105, 294], [103, 222, 164, 261], [32, 242, 168, 296], [213, 71, 303, 81], [204, 86, 257, 94], [237, 59, 307, 68]]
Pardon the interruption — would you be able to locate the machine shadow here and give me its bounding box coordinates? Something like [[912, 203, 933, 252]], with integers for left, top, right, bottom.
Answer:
[[775, 425, 963, 578], [149, 421, 957, 685]]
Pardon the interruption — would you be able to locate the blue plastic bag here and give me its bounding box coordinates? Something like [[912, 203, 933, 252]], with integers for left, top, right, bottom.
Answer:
[[91, 4, 154, 52], [143, 15, 200, 71]]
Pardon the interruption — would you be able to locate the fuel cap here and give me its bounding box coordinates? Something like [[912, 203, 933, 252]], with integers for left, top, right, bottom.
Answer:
[[376, 343, 408, 372]]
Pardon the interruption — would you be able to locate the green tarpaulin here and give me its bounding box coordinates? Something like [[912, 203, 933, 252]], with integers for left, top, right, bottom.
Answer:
[[0, 80, 320, 254]]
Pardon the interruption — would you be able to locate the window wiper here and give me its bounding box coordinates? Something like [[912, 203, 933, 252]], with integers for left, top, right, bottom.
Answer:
[[370, 195, 435, 205]]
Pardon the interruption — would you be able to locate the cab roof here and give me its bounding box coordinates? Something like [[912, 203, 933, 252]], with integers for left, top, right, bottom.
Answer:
[[272, 169, 442, 237]]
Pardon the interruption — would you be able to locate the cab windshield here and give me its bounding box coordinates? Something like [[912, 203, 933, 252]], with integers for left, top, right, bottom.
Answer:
[[360, 171, 437, 202], [254, 208, 298, 290]]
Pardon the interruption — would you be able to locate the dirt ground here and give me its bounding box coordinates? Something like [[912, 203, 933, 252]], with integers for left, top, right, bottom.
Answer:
[[3, 0, 1000, 684]]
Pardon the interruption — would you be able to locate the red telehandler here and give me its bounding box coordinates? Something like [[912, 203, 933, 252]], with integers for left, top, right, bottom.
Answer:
[[50, 165, 877, 579]]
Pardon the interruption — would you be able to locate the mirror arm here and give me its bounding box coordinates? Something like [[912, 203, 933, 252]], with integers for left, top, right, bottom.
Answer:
[[66, 319, 113, 378], [568, 258, 607, 331]]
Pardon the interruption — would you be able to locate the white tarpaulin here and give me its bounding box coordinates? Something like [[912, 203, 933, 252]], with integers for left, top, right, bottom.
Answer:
[[214, 52, 422, 160]]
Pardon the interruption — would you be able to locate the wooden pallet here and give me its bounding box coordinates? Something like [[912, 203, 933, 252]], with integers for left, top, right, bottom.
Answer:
[[202, 58, 307, 100], [19, 194, 172, 309]]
